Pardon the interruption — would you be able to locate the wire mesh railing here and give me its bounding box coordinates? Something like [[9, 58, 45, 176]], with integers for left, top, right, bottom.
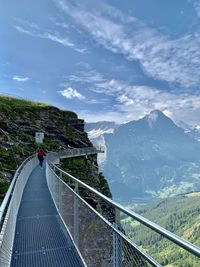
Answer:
[[46, 163, 161, 267], [58, 146, 104, 159], [1, 147, 200, 266], [46, 161, 200, 266], [0, 156, 37, 267]]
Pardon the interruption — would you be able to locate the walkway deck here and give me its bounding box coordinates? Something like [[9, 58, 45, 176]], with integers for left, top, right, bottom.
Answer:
[[11, 164, 85, 267]]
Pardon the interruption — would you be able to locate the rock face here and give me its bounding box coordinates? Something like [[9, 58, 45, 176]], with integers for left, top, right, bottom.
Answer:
[[0, 99, 91, 151], [0, 97, 112, 203], [0, 96, 119, 265], [102, 110, 200, 202], [60, 154, 115, 222]]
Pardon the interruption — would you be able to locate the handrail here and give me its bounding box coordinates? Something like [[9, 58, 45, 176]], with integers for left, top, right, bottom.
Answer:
[[53, 164, 200, 258], [0, 155, 33, 225], [47, 164, 161, 267], [57, 146, 104, 159]]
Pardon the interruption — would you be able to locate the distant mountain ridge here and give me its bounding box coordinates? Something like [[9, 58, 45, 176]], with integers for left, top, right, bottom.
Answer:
[[85, 121, 119, 163], [87, 110, 200, 202], [177, 120, 200, 141]]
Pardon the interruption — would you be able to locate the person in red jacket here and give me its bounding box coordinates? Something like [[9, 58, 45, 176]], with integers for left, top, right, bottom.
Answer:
[[37, 149, 46, 167]]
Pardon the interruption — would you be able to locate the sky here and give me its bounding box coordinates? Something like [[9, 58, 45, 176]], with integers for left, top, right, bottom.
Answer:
[[1, 0, 200, 125]]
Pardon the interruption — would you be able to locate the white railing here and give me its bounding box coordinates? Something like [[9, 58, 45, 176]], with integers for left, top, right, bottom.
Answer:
[[58, 147, 103, 159], [46, 163, 160, 267], [2, 146, 199, 266], [46, 159, 200, 266], [0, 157, 37, 267]]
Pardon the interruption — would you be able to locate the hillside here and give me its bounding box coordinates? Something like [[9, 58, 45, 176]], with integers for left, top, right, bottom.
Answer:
[[122, 193, 200, 266], [0, 96, 112, 208]]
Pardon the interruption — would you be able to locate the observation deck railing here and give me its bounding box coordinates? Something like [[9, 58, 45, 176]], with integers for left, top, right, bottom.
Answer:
[[1, 147, 200, 267], [46, 162, 159, 267], [46, 154, 200, 266]]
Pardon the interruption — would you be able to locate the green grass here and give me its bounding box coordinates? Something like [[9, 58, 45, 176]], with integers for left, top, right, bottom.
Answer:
[[0, 95, 77, 118], [0, 182, 9, 195], [0, 96, 50, 109]]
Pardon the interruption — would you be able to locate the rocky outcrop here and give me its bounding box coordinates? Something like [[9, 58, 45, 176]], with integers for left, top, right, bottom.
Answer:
[[0, 96, 97, 197], [0, 96, 114, 219], [0, 96, 120, 267], [60, 154, 115, 222]]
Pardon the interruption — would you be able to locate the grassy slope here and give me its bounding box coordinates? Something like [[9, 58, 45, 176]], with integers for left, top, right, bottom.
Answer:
[[0, 96, 76, 119], [0, 96, 78, 197], [0, 96, 50, 107], [122, 193, 200, 266], [0, 96, 76, 167]]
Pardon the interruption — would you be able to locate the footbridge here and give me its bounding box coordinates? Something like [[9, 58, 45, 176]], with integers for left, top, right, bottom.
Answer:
[[0, 147, 200, 266]]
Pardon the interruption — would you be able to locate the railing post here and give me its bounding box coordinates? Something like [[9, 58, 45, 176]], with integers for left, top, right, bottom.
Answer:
[[73, 182, 79, 246], [58, 170, 63, 213], [113, 208, 122, 267]]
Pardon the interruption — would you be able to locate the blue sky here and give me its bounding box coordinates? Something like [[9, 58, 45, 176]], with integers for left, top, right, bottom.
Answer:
[[1, 0, 200, 125]]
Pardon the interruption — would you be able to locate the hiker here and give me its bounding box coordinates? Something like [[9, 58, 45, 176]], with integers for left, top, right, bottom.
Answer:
[[37, 149, 46, 167]]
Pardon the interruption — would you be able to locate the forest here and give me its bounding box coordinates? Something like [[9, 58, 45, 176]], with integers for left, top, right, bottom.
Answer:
[[122, 192, 200, 266]]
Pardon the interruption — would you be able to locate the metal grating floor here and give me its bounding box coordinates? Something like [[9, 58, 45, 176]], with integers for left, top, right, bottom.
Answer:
[[11, 165, 85, 267]]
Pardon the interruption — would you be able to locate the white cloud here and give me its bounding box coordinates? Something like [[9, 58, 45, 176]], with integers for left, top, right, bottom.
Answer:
[[66, 69, 200, 125], [59, 87, 85, 100], [53, 20, 69, 29], [68, 70, 107, 86], [15, 26, 33, 35], [81, 89, 200, 124], [14, 18, 40, 30], [15, 24, 88, 53], [55, 0, 200, 88], [192, 0, 200, 17], [42, 32, 75, 47], [13, 75, 30, 82], [78, 110, 124, 123]]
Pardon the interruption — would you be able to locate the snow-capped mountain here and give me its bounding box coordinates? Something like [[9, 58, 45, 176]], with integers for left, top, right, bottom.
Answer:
[[85, 121, 118, 136], [101, 110, 200, 202], [178, 121, 200, 141], [85, 121, 119, 163]]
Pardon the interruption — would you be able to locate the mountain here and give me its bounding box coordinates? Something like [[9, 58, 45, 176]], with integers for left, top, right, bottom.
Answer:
[[85, 121, 118, 134], [178, 121, 200, 141], [85, 121, 119, 163], [122, 192, 200, 266], [102, 110, 200, 202]]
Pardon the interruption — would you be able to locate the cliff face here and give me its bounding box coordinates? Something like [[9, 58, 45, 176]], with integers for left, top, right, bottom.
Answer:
[[60, 155, 114, 222], [0, 96, 116, 266], [0, 97, 112, 207], [0, 96, 91, 152]]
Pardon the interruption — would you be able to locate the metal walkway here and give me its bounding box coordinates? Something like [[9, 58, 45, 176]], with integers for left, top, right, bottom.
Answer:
[[0, 148, 199, 266], [11, 164, 85, 267]]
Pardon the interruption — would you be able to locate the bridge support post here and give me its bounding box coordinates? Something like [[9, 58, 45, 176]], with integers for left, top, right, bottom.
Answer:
[[113, 208, 122, 267], [73, 182, 79, 246], [58, 170, 63, 214]]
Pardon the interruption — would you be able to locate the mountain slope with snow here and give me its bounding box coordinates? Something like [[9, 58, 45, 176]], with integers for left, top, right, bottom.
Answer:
[[102, 110, 200, 202], [178, 121, 200, 141], [85, 121, 119, 163]]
